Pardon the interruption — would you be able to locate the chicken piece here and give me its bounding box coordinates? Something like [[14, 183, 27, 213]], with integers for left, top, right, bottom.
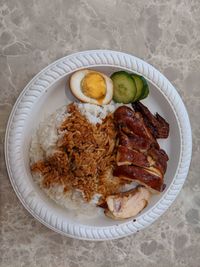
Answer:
[[117, 146, 167, 176], [119, 113, 154, 140], [117, 146, 150, 168], [114, 106, 158, 147], [132, 101, 169, 139], [113, 165, 164, 193], [148, 147, 169, 161], [118, 131, 152, 151], [113, 104, 169, 196], [114, 106, 135, 121], [105, 186, 151, 219], [148, 147, 169, 175]]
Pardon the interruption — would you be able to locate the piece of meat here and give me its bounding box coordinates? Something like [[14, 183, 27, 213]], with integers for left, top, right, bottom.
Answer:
[[113, 104, 169, 196], [113, 165, 164, 193], [114, 106, 135, 121], [114, 107, 158, 146], [117, 146, 150, 168], [132, 101, 169, 139], [105, 186, 151, 219], [154, 113, 170, 138], [118, 131, 152, 151], [117, 113, 153, 140], [148, 147, 169, 174]]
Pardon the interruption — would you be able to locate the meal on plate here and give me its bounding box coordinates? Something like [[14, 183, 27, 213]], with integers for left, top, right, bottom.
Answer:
[[30, 69, 169, 220]]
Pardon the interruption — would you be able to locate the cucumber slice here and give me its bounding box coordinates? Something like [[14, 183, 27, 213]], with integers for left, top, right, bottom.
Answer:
[[111, 71, 137, 103], [131, 74, 149, 101], [139, 83, 149, 100], [131, 74, 145, 101]]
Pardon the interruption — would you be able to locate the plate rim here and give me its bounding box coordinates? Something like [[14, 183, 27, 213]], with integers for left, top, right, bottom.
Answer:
[[5, 49, 192, 240]]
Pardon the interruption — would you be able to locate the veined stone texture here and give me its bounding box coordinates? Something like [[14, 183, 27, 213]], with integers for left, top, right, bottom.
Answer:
[[0, 0, 199, 266]]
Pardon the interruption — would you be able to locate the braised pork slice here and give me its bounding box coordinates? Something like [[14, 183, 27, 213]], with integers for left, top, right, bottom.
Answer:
[[105, 186, 151, 219]]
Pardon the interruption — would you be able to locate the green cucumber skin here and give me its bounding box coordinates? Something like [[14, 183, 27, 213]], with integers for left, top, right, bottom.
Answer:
[[111, 71, 137, 104], [131, 74, 144, 101], [132, 73, 149, 101], [138, 76, 149, 100], [139, 84, 149, 100]]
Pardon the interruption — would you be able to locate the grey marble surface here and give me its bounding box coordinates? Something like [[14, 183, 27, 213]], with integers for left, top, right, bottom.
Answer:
[[0, 0, 200, 266]]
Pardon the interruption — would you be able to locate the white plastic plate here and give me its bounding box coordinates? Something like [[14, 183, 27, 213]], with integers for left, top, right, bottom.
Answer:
[[5, 50, 192, 240]]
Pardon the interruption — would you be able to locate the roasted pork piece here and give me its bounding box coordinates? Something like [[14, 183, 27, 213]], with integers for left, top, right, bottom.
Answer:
[[113, 103, 169, 194], [105, 186, 151, 219]]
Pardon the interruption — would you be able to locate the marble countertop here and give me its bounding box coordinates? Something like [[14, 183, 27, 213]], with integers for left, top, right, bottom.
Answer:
[[0, 0, 200, 266]]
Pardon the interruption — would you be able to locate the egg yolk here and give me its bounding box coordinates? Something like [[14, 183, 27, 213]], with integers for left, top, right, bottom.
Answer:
[[81, 72, 106, 99]]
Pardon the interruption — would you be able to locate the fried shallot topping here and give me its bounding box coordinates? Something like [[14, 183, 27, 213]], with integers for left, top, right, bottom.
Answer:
[[31, 103, 126, 202]]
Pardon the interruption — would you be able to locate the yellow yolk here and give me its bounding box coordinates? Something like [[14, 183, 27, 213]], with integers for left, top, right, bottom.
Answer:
[[81, 72, 106, 99]]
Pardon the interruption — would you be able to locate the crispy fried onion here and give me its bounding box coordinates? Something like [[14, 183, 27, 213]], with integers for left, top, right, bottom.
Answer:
[[31, 103, 125, 201]]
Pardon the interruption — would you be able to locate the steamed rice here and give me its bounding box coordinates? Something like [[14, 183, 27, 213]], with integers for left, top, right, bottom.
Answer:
[[30, 102, 125, 217]]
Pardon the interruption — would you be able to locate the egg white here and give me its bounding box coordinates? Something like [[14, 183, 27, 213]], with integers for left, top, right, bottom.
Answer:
[[70, 69, 113, 105]]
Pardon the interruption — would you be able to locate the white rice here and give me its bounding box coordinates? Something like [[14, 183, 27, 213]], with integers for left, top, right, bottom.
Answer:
[[30, 102, 132, 217], [30, 103, 122, 163], [32, 170, 102, 218], [29, 106, 68, 164], [77, 102, 132, 124]]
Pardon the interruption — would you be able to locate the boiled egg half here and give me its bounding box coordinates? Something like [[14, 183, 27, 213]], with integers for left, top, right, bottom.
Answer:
[[69, 69, 113, 105]]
